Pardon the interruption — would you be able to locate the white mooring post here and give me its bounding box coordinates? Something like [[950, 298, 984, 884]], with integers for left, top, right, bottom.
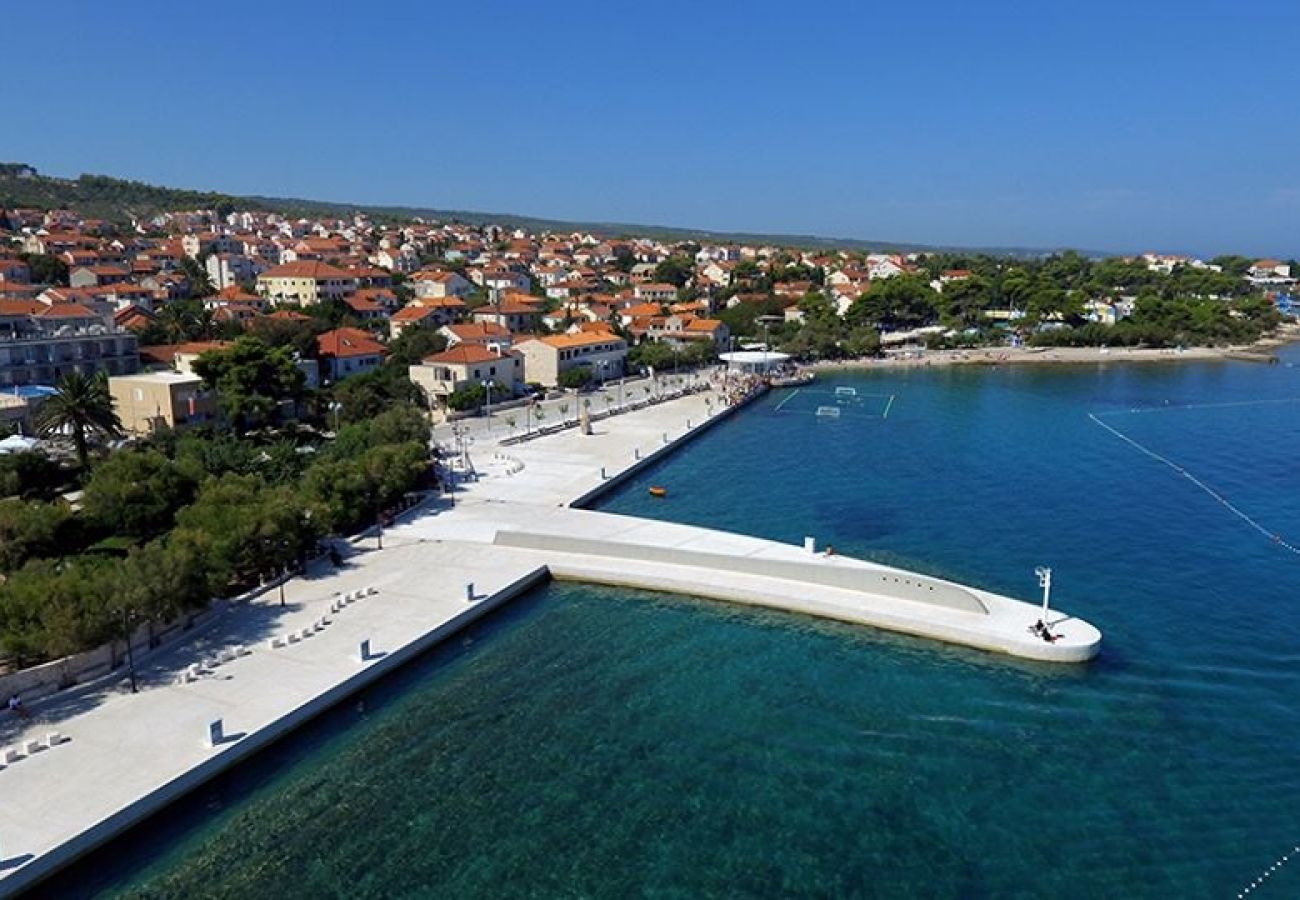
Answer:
[[804, 536, 816, 555], [1036, 566, 1053, 623]]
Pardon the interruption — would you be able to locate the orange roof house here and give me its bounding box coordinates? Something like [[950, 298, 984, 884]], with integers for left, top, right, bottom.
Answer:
[[317, 327, 387, 381]]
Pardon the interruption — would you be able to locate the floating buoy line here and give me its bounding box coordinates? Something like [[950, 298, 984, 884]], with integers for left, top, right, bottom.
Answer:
[[1236, 843, 1300, 897], [1088, 405, 1300, 559]]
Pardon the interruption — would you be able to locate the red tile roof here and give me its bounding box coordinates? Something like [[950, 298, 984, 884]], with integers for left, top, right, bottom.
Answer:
[[260, 261, 355, 280], [392, 305, 441, 322], [443, 322, 510, 342], [423, 345, 510, 366], [317, 327, 387, 359], [35, 303, 99, 319]]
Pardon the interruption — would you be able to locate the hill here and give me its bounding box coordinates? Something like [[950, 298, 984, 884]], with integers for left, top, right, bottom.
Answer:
[[0, 162, 1082, 257]]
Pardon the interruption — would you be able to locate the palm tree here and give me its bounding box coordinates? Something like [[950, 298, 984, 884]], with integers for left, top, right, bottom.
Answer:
[[35, 371, 123, 469]]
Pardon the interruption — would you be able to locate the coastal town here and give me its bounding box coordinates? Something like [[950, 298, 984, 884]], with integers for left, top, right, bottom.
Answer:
[[0, 173, 1292, 895], [1, 167, 1296, 438], [0, 172, 1295, 669], [11, 0, 1300, 892]]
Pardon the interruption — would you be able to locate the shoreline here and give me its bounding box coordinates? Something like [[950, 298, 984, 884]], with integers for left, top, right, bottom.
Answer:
[[807, 325, 1300, 371], [0, 379, 1099, 895]]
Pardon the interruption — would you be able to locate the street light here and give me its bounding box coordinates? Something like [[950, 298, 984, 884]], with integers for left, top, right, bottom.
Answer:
[[1035, 566, 1052, 626], [120, 606, 138, 694]]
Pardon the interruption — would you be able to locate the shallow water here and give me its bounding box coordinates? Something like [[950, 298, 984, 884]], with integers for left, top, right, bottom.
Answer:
[[50, 348, 1300, 898]]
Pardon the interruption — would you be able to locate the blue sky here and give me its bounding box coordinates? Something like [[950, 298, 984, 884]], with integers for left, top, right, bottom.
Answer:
[[10, 1, 1299, 256]]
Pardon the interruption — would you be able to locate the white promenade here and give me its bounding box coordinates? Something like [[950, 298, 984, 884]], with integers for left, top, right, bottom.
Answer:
[[0, 379, 1100, 895]]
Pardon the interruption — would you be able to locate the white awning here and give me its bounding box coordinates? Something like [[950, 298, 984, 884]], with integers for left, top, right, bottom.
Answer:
[[0, 434, 40, 454], [718, 350, 791, 371]]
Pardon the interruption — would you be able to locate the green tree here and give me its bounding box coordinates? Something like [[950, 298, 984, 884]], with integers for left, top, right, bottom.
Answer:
[[179, 255, 215, 297], [368, 406, 430, 447], [173, 475, 318, 589], [446, 383, 487, 411], [386, 326, 448, 367], [192, 336, 306, 433], [82, 449, 198, 540], [846, 276, 939, 330], [17, 253, 69, 286], [246, 316, 320, 358], [939, 276, 994, 328], [116, 536, 214, 638], [34, 371, 123, 469], [558, 367, 593, 389], [0, 557, 118, 662], [0, 451, 66, 500], [331, 365, 422, 423], [151, 298, 218, 344], [612, 246, 636, 272], [654, 256, 694, 288], [0, 498, 72, 572]]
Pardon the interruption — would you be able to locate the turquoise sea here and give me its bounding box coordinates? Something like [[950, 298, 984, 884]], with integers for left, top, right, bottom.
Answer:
[[43, 347, 1300, 898]]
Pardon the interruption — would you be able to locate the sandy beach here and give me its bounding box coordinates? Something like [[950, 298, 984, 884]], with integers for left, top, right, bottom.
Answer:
[[809, 324, 1300, 371]]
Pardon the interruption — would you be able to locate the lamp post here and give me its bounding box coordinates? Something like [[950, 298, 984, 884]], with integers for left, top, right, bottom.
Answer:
[[484, 380, 492, 431], [120, 606, 138, 694], [1035, 566, 1052, 625]]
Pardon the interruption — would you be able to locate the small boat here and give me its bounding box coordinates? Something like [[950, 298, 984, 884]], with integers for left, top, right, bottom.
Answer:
[[648, 486, 668, 498]]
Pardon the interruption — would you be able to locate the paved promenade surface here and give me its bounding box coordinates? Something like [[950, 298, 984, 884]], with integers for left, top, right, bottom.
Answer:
[[0, 379, 1100, 894]]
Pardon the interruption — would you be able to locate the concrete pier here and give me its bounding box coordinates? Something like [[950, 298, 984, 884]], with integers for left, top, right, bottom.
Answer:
[[0, 379, 1100, 894]]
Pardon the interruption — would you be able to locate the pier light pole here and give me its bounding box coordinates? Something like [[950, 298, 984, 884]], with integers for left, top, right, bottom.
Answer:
[[484, 380, 492, 431], [1035, 566, 1052, 624]]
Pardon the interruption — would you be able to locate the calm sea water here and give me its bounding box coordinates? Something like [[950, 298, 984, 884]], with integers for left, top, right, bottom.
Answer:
[[47, 348, 1300, 899]]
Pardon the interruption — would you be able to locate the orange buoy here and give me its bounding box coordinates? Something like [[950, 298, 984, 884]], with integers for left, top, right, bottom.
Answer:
[[648, 486, 667, 498]]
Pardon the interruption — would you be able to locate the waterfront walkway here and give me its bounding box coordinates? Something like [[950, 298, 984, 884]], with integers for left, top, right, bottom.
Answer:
[[0, 378, 1100, 895]]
